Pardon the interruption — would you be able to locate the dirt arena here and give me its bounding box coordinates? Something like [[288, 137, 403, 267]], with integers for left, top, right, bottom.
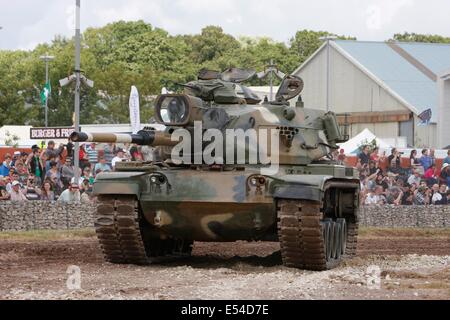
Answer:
[[0, 228, 449, 300]]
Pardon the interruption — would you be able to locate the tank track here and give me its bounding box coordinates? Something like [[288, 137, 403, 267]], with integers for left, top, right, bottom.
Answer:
[[95, 195, 192, 265], [277, 199, 358, 271]]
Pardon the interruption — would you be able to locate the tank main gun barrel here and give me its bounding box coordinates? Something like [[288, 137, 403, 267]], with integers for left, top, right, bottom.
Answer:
[[69, 130, 178, 147]]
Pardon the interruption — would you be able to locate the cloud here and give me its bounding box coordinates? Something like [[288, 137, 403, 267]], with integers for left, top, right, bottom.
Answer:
[[1, 0, 450, 51], [365, 0, 415, 31]]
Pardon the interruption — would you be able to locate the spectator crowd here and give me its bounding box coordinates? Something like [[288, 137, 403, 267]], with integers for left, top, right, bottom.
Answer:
[[349, 146, 450, 207], [0, 140, 154, 203]]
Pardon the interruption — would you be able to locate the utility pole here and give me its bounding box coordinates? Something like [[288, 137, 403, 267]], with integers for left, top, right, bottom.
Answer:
[[319, 35, 337, 112], [59, 0, 93, 185], [74, 0, 81, 184], [40, 53, 55, 128]]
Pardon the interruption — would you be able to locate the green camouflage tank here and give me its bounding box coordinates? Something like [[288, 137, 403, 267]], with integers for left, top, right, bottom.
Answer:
[[70, 68, 360, 270]]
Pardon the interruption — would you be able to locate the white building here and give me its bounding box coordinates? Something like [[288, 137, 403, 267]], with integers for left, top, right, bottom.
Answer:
[[292, 40, 450, 148]]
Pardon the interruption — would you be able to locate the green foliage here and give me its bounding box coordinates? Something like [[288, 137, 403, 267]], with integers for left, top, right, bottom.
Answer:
[[392, 32, 450, 43], [289, 30, 356, 63], [4, 131, 20, 147], [357, 139, 378, 153], [0, 22, 360, 127]]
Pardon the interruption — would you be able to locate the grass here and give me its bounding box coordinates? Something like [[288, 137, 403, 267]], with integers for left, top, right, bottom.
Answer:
[[0, 229, 96, 241], [0, 227, 449, 241], [358, 227, 450, 238]]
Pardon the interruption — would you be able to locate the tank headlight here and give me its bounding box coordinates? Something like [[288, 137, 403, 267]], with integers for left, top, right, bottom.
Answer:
[[155, 95, 190, 126]]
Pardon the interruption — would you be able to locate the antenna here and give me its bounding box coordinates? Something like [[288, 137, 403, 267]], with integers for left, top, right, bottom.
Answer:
[[256, 59, 286, 101]]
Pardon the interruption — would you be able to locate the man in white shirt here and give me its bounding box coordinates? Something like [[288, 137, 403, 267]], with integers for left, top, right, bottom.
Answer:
[[111, 149, 127, 170], [57, 183, 81, 203], [364, 186, 386, 206], [407, 170, 421, 186], [9, 181, 28, 202]]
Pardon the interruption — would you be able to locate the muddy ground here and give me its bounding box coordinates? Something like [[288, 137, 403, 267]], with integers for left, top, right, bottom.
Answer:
[[0, 229, 449, 300]]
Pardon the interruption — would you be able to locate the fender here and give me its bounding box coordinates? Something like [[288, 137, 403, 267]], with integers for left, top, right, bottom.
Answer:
[[272, 174, 359, 202], [93, 172, 146, 198]]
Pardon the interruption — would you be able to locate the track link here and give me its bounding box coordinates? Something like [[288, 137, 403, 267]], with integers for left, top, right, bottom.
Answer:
[[277, 199, 358, 271], [95, 195, 192, 265]]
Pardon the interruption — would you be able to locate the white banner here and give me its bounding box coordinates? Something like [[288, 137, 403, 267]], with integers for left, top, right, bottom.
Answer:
[[129, 86, 141, 134]]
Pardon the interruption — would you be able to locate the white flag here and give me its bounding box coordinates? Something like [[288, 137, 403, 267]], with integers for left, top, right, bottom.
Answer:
[[129, 86, 141, 134]]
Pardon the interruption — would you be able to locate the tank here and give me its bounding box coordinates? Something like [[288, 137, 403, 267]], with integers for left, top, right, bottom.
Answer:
[[70, 68, 360, 270]]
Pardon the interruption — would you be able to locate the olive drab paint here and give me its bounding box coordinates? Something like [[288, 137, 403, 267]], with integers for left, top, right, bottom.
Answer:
[[69, 69, 360, 270]]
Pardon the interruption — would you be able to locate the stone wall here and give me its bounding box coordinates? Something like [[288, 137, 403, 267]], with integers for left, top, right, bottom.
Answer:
[[359, 205, 450, 228], [0, 201, 95, 231], [0, 202, 449, 231]]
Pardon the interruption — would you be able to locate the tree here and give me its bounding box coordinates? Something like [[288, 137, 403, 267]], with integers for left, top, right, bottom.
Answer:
[[186, 26, 241, 65], [289, 30, 356, 64], [391, 32, 450, 43]]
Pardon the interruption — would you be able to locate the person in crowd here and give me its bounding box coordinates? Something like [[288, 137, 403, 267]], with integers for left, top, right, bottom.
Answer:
[[20, 152, 28, 165], [70, 167, 84, 187], [401, 184, 415, 205], [9, 181, 28, 202], [60, 159, 74, 189], [3, 176, 12, 193], [94, 156, 112, 175], [45, 161, 63, 195], [45, 155, 58, 172], [103, 143, 116, 167], [24, 175, 40, 200], [15, 161, 29, 184], [130, 145, 144, 161], [81, 167, 94, 186], [431, 184, 442, 205], [409, 149, 421, 170], [42, 141, 64, 162], [80, 178, 90, 192], [111, 148, 127, 169], [407, 170, 421, 187], [11, 151, 21, 167], [419, 149, 432, 172], [424, 164, 438, 187], [430, 149, 436, 167], [37, 180, 55, 201], [370, 147, 380, 163], [364, 185, 386, 206], [387, 159, 402, 175], [357, 145, 370, 168], [413, 185, 431, 205], [26, 145, 44, 186], [439, 163, 449, 187], [78, 144, 90, 170], [0, 154, 12, 177], [386, 186, 403, 206], [0, 184, 10, 200], [387, 148, 401, 170], [0, 177, 10, 200], [444, 150, 450, 165], [368, 161, 379, 175], [57, 183, 81, 203], [436, 184, 448, 205], [86, 142, 98, 170], [337, 149, 346, 165]]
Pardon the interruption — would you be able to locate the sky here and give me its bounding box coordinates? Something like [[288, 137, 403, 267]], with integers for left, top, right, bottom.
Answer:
[[1, 0, 450, 50]]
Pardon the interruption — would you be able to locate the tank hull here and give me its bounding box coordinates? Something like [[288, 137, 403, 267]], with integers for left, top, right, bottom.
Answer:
[[93, 164, 359, 242]]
